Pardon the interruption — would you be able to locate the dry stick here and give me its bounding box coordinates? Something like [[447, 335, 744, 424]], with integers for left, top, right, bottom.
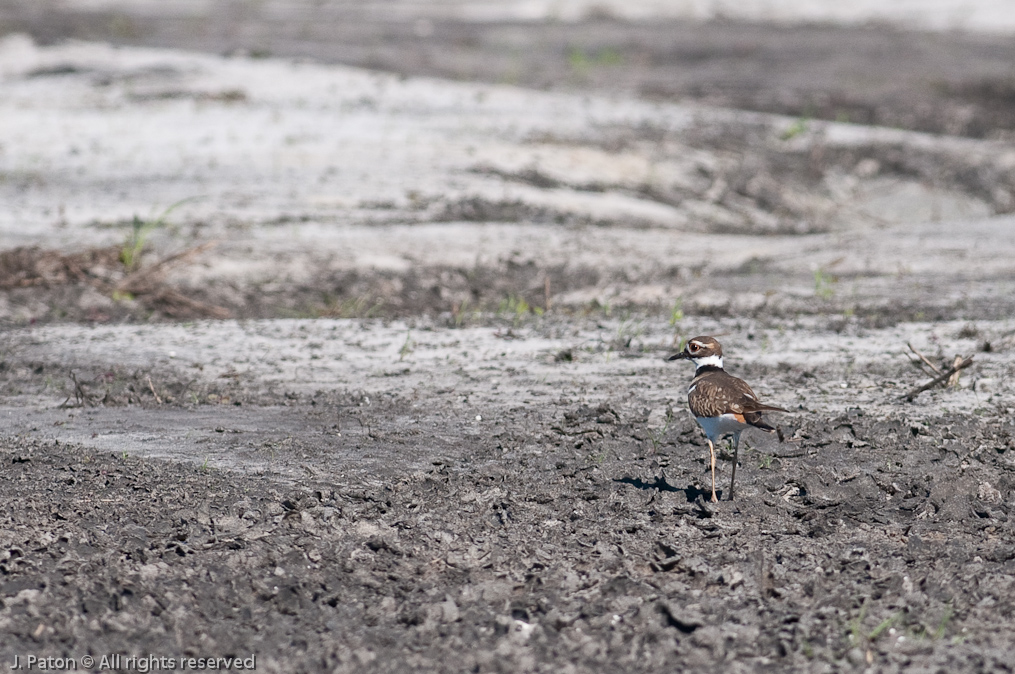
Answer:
[[112, 241, 231, 318], [60, 371, 91, 408], [152, 288, 231, 320], [947, 354, 965, 388], [906, 342, 941, 374], [116, 240, 220, 294], [146, 376, 163, 404], [899, 355, 974, 402]]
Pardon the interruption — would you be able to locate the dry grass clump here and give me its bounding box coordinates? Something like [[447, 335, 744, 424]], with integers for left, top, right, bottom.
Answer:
[[0, 242, 228, 320]]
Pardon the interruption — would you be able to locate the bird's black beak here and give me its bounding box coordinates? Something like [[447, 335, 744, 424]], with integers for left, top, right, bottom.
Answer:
[[666, 351, 688, 361]]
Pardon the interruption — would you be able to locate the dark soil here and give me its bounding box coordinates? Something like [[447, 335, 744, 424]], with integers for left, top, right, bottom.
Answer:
[[0, 244, 232, 324], [2, 400, 1014, 672], [5, 247, 1015, 331]]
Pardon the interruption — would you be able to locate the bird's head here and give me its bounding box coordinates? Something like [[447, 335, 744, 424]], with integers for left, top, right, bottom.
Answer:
[[667, 336, 724, 369]]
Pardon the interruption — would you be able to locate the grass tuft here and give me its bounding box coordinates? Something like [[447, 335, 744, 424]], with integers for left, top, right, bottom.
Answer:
[[120, 197, 198, 272], [814, 268, 836, 300]]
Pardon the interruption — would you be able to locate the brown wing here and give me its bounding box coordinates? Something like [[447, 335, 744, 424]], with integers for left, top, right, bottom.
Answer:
[[732, 376, 789, 414], [688, 370, 788, 420]]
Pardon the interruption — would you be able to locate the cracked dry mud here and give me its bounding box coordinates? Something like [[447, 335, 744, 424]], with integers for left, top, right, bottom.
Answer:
[[3, 5, 1015, 673], [1, 316, 1014, 673], [3, 407, 1015, 673]]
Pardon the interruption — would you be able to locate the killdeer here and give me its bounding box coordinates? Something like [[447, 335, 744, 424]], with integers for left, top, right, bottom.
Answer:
[[667, 336, 787, 502]]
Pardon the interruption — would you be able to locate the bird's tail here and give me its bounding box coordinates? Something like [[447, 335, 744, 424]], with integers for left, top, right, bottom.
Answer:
[[744, 409, 784, 432], [749, 402, 789, 413]]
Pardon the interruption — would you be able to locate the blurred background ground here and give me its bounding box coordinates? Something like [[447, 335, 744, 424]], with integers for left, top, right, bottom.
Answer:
[[3, 2, 1015, 324], [8, 0, 1015, 139]]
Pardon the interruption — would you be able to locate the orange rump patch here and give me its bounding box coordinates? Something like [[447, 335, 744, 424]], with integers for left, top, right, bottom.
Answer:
[[732, 413, 746, 424]]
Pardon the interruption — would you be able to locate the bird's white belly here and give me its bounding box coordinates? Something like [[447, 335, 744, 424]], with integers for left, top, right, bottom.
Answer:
[[695, 414, 748, 441]]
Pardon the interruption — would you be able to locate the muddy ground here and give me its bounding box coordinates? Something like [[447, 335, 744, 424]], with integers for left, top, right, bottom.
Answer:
[[3, 4, 1015, 673], [0, 313, 1012, 674], [1, 315, 1013, 673], [9, 1, 1015, 139]]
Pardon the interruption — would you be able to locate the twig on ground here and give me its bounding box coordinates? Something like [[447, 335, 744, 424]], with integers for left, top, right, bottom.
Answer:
[[59, 371, 93, 408], [148, 288, 231, 319], [146, 376, 163, 404], [116, 240, 219, 295], [947, 354, 965, 388], [114, 241, 230, 318], [899, 355, 974, 402], [906, 342, 941, 374]]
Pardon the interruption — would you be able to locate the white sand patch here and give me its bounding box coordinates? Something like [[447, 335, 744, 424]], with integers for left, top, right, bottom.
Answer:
[[6, 316, 1012, 418]]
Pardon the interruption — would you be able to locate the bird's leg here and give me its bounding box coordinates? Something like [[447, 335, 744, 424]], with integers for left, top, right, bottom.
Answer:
[[729, 432, 742, 501], [707, 439, 718, 503]]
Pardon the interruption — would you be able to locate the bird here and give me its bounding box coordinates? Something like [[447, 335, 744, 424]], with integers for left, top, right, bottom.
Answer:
[[667, 335, 787, 502]]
